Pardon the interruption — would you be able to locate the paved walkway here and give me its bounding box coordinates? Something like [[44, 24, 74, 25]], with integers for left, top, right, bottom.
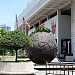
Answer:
[[0, 58, 75, 75]]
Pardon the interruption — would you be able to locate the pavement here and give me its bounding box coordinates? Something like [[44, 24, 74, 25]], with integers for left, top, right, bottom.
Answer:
[[0, 57, 75, 75]]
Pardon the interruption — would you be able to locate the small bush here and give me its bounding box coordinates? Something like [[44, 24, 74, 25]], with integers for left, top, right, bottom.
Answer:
[[18, 54, 28, 58], [30, 26, 51, 36]]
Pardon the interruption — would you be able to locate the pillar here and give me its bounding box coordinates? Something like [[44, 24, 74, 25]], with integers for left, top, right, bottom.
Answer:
[[57, 9, 61, 56], [71, 0, 75, 60]]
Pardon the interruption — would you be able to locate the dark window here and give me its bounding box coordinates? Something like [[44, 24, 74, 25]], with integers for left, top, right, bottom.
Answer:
[[61, 39, 71, 55], [61, 9, 71, 15], [41, 18, 47, 23], [30, 26, 33, 29], [34, 23, 39, 28]]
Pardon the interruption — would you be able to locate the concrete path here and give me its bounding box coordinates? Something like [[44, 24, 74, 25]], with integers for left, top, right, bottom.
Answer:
[[0, 57, 75, 75]]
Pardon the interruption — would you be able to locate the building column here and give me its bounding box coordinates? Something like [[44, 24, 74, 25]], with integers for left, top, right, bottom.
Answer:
[[57, 9, 61, 56], [71, 0, 75, 60]]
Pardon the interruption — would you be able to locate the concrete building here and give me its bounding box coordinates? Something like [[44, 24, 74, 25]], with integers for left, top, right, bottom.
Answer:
[[15, 0, 75, 61], [0, 24, 11, 31]]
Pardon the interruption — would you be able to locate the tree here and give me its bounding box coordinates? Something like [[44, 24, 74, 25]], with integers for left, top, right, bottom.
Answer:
[[0, 28, 7, 36], [0, 28, 8, 55], [0, 30, 33, 61]]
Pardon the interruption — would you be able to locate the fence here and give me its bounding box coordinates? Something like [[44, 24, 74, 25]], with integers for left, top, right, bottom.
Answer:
[[46, 62, 75, 75]]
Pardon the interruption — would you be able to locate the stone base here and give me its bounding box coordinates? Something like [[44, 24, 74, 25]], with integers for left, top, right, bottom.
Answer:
[[0, 61, 37, 74], [65, 55, 73, 61]]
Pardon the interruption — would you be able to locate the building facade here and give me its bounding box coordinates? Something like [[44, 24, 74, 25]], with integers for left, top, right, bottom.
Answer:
[[15, 0, 75, 61], [0, 24, 11, 31]]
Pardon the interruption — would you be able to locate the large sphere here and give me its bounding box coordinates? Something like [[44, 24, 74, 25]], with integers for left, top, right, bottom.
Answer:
[[26, 32, 57, 64]]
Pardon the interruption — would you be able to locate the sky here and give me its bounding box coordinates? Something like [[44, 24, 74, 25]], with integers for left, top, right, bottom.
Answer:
[[0, 0, 31, 30]]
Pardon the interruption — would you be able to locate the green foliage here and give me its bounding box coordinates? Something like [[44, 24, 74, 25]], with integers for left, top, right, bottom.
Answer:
[[0, 28, 7, 36], [0, 30, 33, 50], [18, 54, 28, 58], [0, 48, 6, 55], [30, 26, 51, 36]]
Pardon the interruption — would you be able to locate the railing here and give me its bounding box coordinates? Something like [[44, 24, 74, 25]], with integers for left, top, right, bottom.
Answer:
[[46, 62, 75, 75]]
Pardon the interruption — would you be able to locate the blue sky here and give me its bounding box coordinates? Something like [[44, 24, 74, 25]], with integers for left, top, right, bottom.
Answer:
[[0, 0, 31, 30]]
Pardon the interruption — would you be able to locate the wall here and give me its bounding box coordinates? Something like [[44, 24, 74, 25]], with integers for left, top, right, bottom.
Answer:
[[59, 15, 71, 39], [71, 0, 75, 60], [45, 16, 58, 42], [45, 11, 71, 56], [58, 10, 71, 56]]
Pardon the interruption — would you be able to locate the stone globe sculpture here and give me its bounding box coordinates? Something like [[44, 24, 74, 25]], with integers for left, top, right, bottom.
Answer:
[[26, 32, 57, 64]]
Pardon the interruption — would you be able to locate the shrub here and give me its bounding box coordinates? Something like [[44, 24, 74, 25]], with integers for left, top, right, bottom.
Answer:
[[18, 54, 28, 58], [30, 26, 51, 36]]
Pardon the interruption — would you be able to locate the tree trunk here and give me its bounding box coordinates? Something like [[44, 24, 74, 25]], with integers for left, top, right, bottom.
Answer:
[[12, 50, 14, 56], [15, 50, 17, 62]]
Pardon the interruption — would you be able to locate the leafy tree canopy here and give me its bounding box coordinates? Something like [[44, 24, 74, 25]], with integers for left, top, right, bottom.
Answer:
[[0, 28, 7, 36], [0, 30, 33, 50]]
